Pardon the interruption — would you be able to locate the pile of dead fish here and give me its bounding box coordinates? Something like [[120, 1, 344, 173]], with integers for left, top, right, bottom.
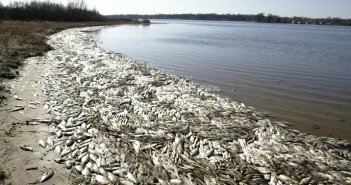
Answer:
[[37, 27, 351, 184]]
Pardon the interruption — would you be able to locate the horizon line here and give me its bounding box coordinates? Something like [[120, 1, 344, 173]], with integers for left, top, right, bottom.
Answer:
[[105, 13, 351, 20]]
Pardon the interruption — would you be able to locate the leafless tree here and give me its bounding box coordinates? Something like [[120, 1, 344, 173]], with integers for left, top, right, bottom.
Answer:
[[2, 0, 105, 21]]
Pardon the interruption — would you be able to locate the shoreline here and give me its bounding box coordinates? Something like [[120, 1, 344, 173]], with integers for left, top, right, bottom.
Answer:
[[0, 21, 141, 105], [92, 23, 351, 140], [1, 27, 351, 184], [0, 56, 69, 184]]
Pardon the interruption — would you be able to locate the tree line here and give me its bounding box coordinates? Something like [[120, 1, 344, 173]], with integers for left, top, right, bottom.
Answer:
[[109, 13, 351, 26], [0, 0, 106, 22]]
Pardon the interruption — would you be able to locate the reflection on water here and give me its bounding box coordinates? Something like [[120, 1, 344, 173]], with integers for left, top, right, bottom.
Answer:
[[92, 20, 351, 139]]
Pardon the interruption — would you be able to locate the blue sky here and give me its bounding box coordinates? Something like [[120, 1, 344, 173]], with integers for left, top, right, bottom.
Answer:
[[1, 0, 350, 18]]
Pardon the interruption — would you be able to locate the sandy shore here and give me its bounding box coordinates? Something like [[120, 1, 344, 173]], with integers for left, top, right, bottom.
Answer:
[[1, 27, 350, 184], [0, 57, 69, 184]]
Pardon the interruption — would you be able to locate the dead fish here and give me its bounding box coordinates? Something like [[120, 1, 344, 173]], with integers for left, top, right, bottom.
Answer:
[[255, 166, 270, 174], [82, 167, 91, 177], [94, 174, 111, 184], [127, 172, 138, 184], [39, 169, 54, 183], [20, 144, 33, 152], [275, 121, 290, 128], [170, 179, 182, 184], [173, 134, 184, 154], [121, 180, 137, 185], [161, 145, 168, 154], [180, 175, 195, 185], [60, 148, 71, 157], [81, 154, 90, 165], [65, 139, 74, 147], [132, 140, 141, 154], [29, 101, 40, 105], [56, 130, 63, 138], [278, 174, 291, 182], [86, 161, 94, 169], [28, 105, 37, 109], [74, 165, 84, 173], [300, 176, 312, 185], [65, 161, 73, 169], [80, 146, 88, 153], [92, 163, 99, 173], [158, 178, 168, 185], [14, 95, 23, 100], [190, 148, 199, 156], [31, 118, 53, 124], [99, 167, 107, 176], [204, 175, 213, 185], [206, 149, 214, 158], [38, 140, 47, 148], [54, 158, 65, 164], [54, 145, 62, 154], [141, 143, 158, 151], [107, 172, 118, 183]]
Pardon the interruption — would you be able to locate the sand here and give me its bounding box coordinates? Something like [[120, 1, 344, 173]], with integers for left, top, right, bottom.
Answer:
[[0, 57, 69, 185]]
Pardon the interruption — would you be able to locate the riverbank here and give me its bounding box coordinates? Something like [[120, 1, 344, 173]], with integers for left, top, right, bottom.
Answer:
[[0, 56, 70, 184], [0, 21, 139, 104], [1, 27, 350, 184]]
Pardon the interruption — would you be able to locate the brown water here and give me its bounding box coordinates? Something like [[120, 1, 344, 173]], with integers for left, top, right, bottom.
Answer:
[[92, 20, 351, 140]]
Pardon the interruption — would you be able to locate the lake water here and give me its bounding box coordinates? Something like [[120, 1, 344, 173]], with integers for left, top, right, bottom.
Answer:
[[92, 20, 351, 140]]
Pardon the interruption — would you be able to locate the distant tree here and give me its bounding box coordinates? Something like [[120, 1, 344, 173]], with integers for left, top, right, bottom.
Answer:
[[253, 13, 265, 22], [67, 0, 87, 10], [141, 17, 150, 24], [0, 1, 3, 20], [266, 14, 280, 23], [1, 0, 105, 21], [107, 13, 351, 26]]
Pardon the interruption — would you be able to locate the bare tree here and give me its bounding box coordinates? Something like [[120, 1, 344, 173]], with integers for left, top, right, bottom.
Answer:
[[67, 0, 87, 10], [0, 1, 4, 20], [1, 0, 105, 21]]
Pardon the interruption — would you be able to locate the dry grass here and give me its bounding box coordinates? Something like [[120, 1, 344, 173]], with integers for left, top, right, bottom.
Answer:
[[0, 20, 138, 103]]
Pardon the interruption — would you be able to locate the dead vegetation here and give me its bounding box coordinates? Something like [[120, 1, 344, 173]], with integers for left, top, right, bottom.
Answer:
[[0, 20, 138, 104]]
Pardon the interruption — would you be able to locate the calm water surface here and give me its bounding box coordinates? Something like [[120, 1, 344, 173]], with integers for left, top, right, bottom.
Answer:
[[92, 20, 351, 139]]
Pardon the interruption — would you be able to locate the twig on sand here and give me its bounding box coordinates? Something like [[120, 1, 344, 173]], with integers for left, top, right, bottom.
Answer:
[[26, 167, 38, 171], [18, 130, 51, 134], [10, 106, 25, 112], [18, 130, 37, 133]]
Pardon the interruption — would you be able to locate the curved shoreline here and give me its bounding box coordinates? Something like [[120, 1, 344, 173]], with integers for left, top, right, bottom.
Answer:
[[29, 27, 351, 184], [92, 23, 351, 140]]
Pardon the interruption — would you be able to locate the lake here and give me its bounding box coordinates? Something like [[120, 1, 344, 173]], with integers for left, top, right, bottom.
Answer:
[[92, 20, 351, 140]]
